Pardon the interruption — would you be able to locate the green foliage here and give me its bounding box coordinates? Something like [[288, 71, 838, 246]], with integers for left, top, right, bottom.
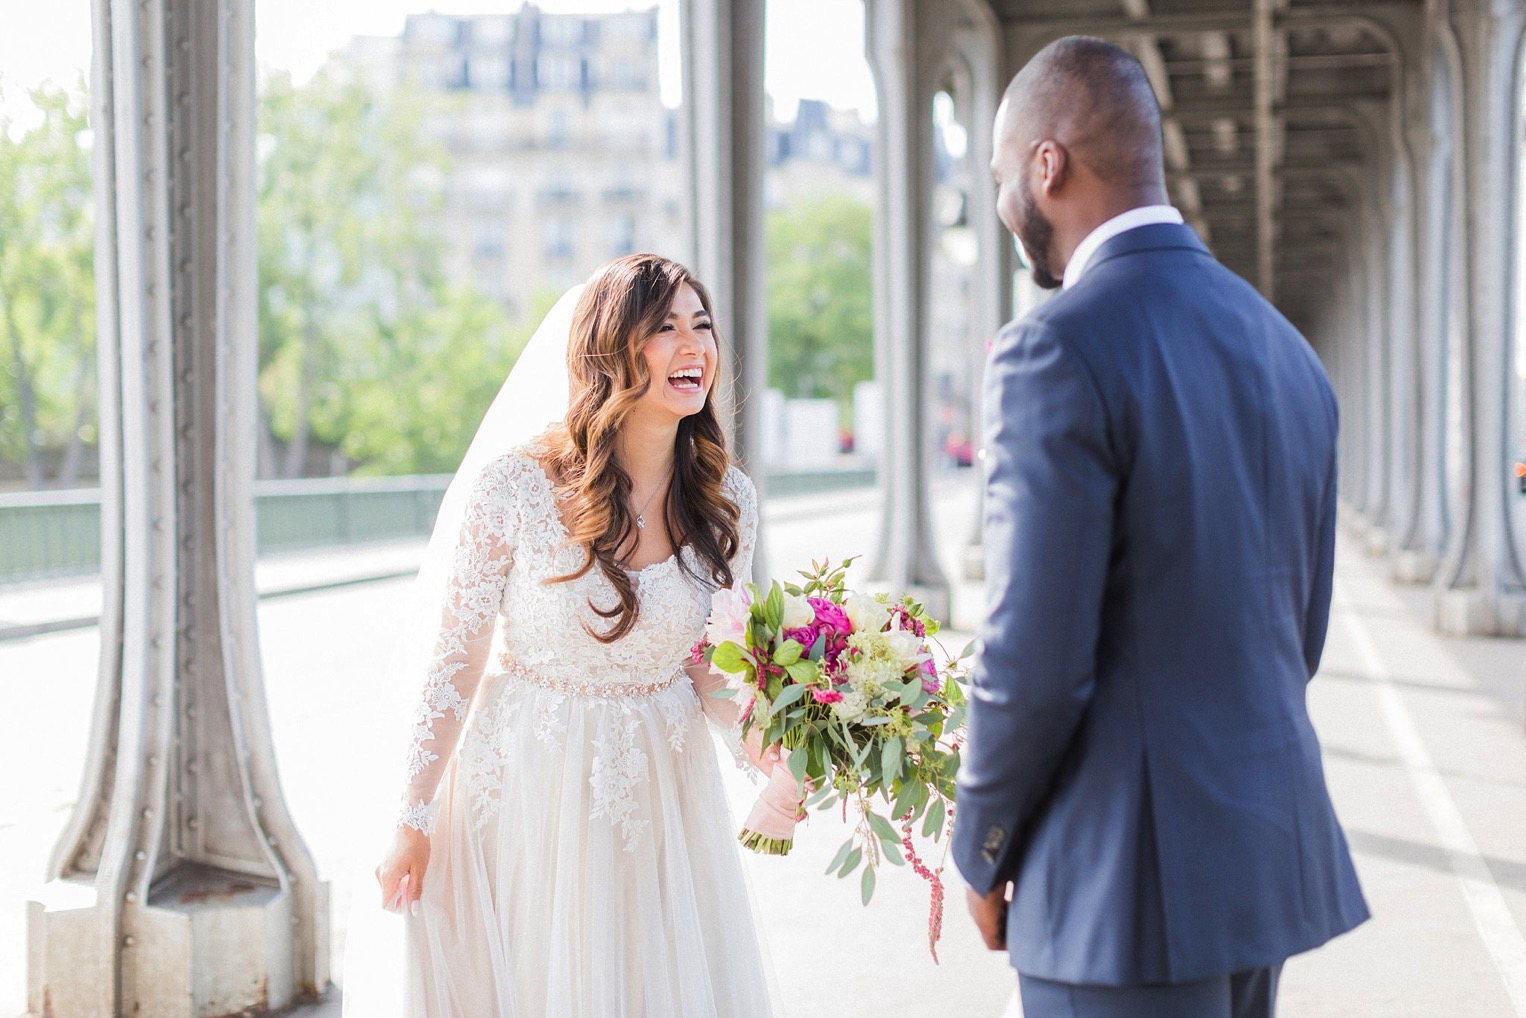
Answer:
[[766, 195, 874, 419], [0, 78, 96, 486], [0, 70, 542, 486], [256, 71, 537, 477]]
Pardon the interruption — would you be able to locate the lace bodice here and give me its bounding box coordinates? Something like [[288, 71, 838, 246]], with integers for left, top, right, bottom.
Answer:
[[399, 447, 758, 833]]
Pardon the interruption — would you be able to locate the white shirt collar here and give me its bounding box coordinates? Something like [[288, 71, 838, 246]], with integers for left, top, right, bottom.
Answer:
[[1062, 205, 1184, 290]]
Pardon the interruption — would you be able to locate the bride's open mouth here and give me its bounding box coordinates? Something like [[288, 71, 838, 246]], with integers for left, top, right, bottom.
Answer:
[[668, 367, 704, 392]]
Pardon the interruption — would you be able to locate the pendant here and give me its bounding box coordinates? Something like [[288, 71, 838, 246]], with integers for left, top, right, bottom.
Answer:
[[636, 514, 646, 530]]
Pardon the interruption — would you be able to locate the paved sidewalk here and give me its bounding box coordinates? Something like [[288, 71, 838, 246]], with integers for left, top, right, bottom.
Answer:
[[3, 479, 1525, 1016]]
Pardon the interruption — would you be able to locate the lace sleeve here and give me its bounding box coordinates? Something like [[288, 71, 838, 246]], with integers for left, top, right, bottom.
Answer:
[[398, 456, 519, 833], [727, 466, 759, 585], [691, 466, 766, 775]]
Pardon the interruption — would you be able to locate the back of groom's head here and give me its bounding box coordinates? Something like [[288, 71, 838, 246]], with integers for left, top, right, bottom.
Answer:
[[1000, 35, 1165, 192]]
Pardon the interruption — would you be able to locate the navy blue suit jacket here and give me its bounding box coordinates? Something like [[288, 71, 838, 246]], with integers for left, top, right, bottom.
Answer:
[[953, 223, 1368, 985]]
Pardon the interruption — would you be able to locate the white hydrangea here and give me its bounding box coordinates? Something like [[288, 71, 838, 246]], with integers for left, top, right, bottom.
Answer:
[[830, 689, 871, 722]]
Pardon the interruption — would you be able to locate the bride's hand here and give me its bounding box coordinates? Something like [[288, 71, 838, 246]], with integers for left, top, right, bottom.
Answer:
[[375, 826, 431, 915]]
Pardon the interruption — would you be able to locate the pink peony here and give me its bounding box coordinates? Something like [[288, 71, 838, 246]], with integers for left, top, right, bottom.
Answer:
[[812, 689, 844, 704], [785, 597, 854, 666], [919, 657, 941, 693], [705, 585, 753, 651]]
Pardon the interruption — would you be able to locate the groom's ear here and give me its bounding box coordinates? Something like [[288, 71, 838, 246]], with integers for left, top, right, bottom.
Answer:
[[1035, 140, 1069, 197]]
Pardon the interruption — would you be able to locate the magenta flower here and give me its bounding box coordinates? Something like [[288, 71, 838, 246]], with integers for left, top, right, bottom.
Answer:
[[889, 604, 926, 639], [783, 597, 854, 665], [919, 657, 940, 693], [812, 689, 844, 704]]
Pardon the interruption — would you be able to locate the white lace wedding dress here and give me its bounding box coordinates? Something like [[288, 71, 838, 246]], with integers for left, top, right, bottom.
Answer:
[[380, 445, 775, 1016]]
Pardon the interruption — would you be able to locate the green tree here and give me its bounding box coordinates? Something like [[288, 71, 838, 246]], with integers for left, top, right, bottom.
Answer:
[[0, 79, 96, 489], [766, 194, 875, 422], [257, 70, 526, 477]]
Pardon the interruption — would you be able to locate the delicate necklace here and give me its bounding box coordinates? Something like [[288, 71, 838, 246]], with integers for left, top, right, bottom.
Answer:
[[631, 471, 671, 531]]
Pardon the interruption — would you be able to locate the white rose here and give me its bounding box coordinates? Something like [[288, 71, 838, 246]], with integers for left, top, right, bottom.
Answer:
[[781, 593, 814, 630], [843, 592, 890, 634], [881, 624, 928, 673]]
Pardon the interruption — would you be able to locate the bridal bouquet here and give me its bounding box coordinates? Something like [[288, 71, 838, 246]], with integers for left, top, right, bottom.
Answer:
[[695, 557, 968, 958]]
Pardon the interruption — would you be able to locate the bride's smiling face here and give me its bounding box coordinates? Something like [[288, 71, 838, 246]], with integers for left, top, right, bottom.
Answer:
[[634, 283, 717, 422]]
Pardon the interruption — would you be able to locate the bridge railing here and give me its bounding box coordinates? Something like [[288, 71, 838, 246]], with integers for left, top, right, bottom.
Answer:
[[0, 467, 877, 584]]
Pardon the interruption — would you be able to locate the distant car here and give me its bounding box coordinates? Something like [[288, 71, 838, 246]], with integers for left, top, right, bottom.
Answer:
[[943, 432, 975, 468]]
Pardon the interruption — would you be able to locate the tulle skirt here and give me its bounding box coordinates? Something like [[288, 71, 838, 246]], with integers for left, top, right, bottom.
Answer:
[[345, 668, 776, 1017]]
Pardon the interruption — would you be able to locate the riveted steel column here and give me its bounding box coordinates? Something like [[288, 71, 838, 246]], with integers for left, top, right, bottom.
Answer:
[[27, 1, 329, 1013], [1430, 0, 1526, 635], [865, 0, 958, 619], [680, 0, 769, 581]]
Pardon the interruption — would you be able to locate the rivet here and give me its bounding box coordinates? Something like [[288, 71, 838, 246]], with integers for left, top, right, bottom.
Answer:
[[134, 850, 147, 861], [185, 705, 197, 719], [141, 807, 152, 820], [147, 755, 158, 767], [151, 635, 163, 648], [187, 816, 198, 829], [187, 760, 199, 773], [123, 935, 136, 947], [124, 891, 137, 903]]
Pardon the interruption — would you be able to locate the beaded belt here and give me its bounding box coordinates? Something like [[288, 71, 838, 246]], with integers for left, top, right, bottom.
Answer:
[[497, 657, 685, 699]]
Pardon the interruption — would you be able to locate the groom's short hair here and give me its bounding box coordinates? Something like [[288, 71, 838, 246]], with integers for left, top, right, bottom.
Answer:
[[1002, 36, 1165, 189]]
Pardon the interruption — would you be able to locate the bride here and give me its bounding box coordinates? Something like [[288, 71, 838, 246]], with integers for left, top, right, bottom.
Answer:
[[361, 254, 800, 1015]]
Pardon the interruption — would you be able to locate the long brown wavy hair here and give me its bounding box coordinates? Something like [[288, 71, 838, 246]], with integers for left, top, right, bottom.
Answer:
[[539, 254, 741, 643]]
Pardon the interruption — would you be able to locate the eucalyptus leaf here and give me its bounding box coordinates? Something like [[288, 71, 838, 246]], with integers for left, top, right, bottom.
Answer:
[[881, 737, 903, 784], [860, 864, 877, 905], [839, 847, 862, 878], [922, 797, 947, 840], [825, 838, 854, 876], [773, 683, 807, 711], [787, 745, 810, 783], [866, 809, 900, 844]]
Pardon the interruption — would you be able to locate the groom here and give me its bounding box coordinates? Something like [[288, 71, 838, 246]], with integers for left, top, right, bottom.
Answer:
[[953, 36, 1369, 1017]]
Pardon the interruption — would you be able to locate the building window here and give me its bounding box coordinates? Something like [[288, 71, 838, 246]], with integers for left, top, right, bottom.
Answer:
[[473, 219, 507, 261], [610, 215, 636, 257], [468, 55, 510, 91], [538, 54, 582, 91], [542, 16, 585, 47], [543, 217, 575, 260]]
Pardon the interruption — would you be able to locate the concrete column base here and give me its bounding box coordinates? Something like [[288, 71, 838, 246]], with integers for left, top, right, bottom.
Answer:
[[1434, 588, 1526, 637], [29, 866, 327, 1017], [1391, 550, 1437, 585], [1363, 526, 1391, 557], [961, 542, 984, 582]]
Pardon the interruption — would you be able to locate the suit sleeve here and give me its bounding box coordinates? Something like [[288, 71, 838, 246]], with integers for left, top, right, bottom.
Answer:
[[1302, 407, 1339, 679], [953, 319, 1118, 894]]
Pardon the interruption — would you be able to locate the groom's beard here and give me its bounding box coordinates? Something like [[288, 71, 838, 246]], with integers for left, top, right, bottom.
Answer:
[[1018, 175, 1063, 291]]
